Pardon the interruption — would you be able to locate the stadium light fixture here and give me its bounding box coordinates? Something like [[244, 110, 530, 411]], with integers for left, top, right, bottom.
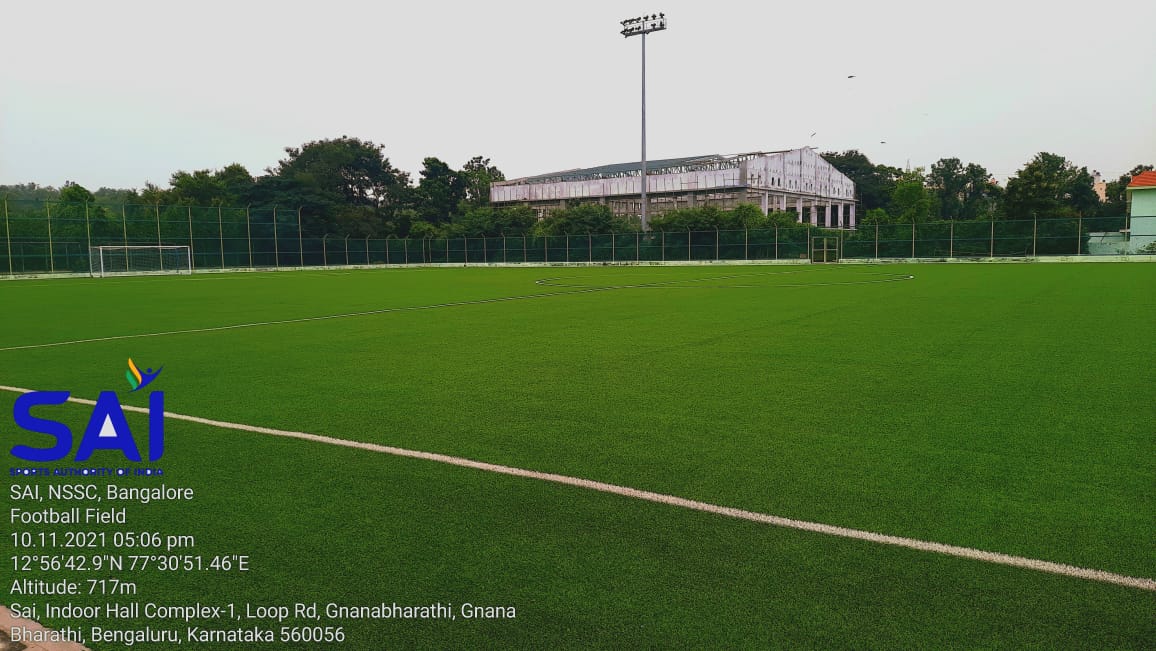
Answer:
[[620, 12, 667, 231]]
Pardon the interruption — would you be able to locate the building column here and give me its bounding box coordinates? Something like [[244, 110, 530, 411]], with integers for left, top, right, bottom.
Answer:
[[760, 192, 769, 215], [849, 204, 856, 230], [837, 203, 844, 228], [824, 203, 832, 228], [810, 204, 818, 226], [780, 195, 787, 212], [796, 197, 804, 223]]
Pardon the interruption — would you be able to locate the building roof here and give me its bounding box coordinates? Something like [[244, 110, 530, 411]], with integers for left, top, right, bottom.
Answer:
[[1126, 170, 1156, 188], [502, 150, 794, 185]]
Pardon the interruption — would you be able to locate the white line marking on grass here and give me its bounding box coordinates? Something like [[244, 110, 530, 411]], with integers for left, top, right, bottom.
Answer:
[[2, 384, 1151, 592], [0, 286, 619, 353], [534, 269, 915, 289]]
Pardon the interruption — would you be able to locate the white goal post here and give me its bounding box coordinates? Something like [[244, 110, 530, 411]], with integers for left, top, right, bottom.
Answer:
[[89, 246, 193, 277]]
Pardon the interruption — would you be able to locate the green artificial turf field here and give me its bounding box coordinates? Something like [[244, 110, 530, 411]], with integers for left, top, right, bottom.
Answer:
[[1, 263, 1153, 649]]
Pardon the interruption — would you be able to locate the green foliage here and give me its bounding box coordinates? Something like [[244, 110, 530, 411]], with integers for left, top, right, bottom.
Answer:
[[407, 219, 444, 239], [535, 203, 636, 236], [861, 208, 891, 225], [449, 205, 537, 237], [459, 156, 505, 208], [1101, 164, 1154, 218], [416, 157, 466, 224], [889, 169, 935, 223], [1003, 152, 1099, 219], [822, 150, 901, 212], [650, 204, 784, 232]]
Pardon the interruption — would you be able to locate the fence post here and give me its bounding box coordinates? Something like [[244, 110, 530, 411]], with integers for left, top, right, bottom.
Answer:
[[46, 202, 55, 273], [246, 205, 253, 268], [773, 226, 778, 260], [464, 237, 470, 264], [272, 207, 280, 269], [565, 235, 570, 263], [186, 205, 194, 269], [544, 236, 548, 263], [483, 235, 488, 263], [1077, 216, 1082, 255], [715, 228, 719, 260], [84, 201, 93, 260], [445, 237, 450, 263], [322, 235, 328, 266], [989, 219, 994, 258], [344, 235, 350, 266], [687, 230, 691, 261], [949, 220, 954, 258], [661, 230, 665, 262], [612, 232, 616, 262], [636, 231, 640, 262], [1032, 215, 1037, 258], [3, 197, 12, 276], [365, 236, 370, 265], [875, 222, 879, 259], [911, 222, 916, 259], [121, 204, 128, 249], [502, 234, 507, 264], [218, 206, 225, 269], [403, 237, 408, 265]]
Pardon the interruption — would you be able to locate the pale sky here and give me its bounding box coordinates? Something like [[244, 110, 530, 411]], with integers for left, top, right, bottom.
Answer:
[[1, 0, 1153, 190]]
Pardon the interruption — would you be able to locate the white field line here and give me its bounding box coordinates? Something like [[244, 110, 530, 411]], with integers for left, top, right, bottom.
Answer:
[[2, 384, 1151, 593], [0, 285, 619, 353], [0, 269, 912, 353]]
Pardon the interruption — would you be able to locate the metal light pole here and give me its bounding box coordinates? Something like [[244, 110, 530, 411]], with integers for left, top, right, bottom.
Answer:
[[620, 13, 666, 231]]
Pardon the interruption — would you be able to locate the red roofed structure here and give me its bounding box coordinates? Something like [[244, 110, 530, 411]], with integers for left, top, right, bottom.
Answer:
[[1126, 170, 1156, 188]]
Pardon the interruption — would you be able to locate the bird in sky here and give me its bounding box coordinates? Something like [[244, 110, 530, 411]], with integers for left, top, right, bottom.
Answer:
[[810, 132, 817, 138], [847, 75, 856, 78]]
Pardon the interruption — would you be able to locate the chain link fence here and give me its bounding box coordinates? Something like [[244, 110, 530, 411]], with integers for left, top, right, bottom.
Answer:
[[0, 200, 1148, 276]]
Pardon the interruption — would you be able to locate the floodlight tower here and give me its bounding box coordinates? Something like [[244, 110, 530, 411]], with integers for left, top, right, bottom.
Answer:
[[620, 13, 666, 231]]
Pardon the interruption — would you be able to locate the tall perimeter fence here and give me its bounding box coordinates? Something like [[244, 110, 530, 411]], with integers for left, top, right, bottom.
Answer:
[[0, 199, 1150, 276]]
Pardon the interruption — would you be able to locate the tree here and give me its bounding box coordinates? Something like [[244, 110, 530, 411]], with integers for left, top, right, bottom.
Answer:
[[259, 137, 409, 236], [889, 169, 935, 223], [961, 163, 1001, 220], [459, 156, 505, 208], [1102, 164, 1154, 217], [1002, 152, 1099, 220], [928, 158, 966, 219], [169, 170, 223, 206], [822, 150, 902, 212], [535, 204, 636, 236], [415, 157, 466, 224]]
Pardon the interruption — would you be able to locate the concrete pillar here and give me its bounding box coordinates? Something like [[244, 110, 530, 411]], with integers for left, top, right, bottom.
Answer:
[[837, 203, 844, 228], [780, 194, 787, 212], [824, 203, 832, 228], [810, 204, 818, 226], [796, 197, 804, 223], [849, 204, 857, 230], [760, 192, 769, 215]]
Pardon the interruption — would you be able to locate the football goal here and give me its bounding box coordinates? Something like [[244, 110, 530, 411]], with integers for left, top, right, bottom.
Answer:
[[89, 246, 193, 277]]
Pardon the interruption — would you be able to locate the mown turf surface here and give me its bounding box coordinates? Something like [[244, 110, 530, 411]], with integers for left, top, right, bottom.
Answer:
[[2, 263, 1154, 649]]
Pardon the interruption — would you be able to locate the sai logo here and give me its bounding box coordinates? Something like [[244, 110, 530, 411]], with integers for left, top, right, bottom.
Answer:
[[9, 359, 165, 463]]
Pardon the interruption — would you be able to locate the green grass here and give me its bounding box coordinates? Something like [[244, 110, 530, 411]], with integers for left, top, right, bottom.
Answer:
[[2, 263, 1154, 649]]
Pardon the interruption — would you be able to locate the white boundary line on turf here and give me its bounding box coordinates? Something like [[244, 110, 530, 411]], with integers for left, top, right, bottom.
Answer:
[[1, 384, 1151, 593], [0, 269, 913, 353], [0, 285, 620, 353]]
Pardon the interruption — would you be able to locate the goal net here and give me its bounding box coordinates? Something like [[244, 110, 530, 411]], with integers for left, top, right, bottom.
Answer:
[[89, 246, 193, 277]]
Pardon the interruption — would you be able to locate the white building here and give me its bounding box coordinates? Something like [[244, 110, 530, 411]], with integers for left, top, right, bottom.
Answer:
[[491, 147, 858, 228]]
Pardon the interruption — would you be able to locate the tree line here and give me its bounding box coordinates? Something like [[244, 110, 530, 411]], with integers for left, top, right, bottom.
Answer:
[[1, 136, 1150, 238]]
